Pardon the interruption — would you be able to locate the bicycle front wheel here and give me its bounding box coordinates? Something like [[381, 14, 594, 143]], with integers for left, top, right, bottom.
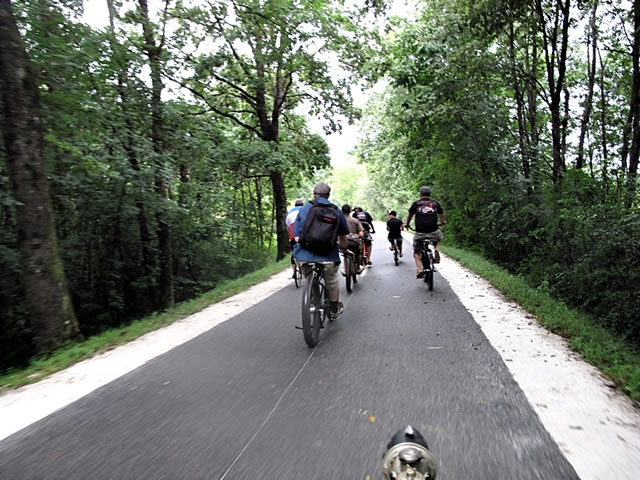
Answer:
[[301, 273, 322, 347]]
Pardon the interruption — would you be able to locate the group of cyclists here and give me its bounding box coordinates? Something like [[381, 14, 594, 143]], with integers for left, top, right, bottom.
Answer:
[[287, 182, 447, 322]]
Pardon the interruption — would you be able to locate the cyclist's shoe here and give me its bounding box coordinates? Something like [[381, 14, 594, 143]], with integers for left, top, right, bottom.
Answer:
[[389, 245, 394, 251], [329, 302, 344, 321], [367, 261, 372, 265], [434, 250, 441, 263], [341, 268, 346, 277], [416, 270, 425, 279], [399, 252, 403, 257]]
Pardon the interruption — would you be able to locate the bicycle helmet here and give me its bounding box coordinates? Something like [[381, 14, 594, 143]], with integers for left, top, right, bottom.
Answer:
[[419, 186, 431, 196]]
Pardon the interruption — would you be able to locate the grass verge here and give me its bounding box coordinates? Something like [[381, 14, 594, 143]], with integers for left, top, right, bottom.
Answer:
[[0, 258, 291, 394], [442, 244, 640, 405]]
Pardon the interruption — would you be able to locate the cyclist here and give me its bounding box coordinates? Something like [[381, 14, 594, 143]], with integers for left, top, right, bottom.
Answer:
[[353, 205, 375, 265], [341, 204, 365, 274], [386, 210, 403, 257], [404, 186, 447, 279], [286, 198, 305, 278], [293, 182, 349, 320]]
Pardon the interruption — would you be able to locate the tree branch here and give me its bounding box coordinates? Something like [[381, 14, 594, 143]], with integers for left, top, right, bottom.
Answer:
[[166, 75, 265, 139]]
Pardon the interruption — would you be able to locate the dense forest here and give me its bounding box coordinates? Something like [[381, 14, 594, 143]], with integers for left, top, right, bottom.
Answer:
[[1, 0, 638, 373], [357, 0, 640, 353]]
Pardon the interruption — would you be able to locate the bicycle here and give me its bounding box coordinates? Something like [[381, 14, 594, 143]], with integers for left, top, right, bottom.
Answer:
[[298, 262, 332, 347], [389, 237, 402, 266], [406, 226, 439, 291], [419, 239, 436, 291]]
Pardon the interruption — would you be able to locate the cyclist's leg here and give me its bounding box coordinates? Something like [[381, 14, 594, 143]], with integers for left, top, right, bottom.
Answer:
[[413, 235, 425, 277], [364, 237, 373, 264], [395, 237, 403, 255], [323, 263, 343, 318], [354, 240, 364, 272], [430, 230, 443, 263], [290, 239, 298, 276]]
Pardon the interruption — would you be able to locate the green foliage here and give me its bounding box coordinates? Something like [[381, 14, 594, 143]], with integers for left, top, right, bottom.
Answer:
[[358, 0, 640, 365], [0, 0, 346, 372]]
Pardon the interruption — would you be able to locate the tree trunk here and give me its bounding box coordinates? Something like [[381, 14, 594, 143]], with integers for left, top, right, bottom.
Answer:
[[525, 19, 540, 195], [509, 22, 531, 195], [270, 171, 289, 260], [138, 0, 174, 307], [536, 0, 571, 186], [576, 0, 598, 170], [627, 0, 640, 207], [598, 50, 609, 167], [0, 0, 80, 353], [561, 84, 569, 166]]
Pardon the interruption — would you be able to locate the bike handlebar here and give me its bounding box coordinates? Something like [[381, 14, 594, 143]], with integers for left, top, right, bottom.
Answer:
[[404, 223, 446, 232]]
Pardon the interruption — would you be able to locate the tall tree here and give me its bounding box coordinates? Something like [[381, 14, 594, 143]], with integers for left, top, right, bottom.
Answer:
[[576, 0, 599, 170], [0, 0, 80, 353], [138, 0, 174, 307], [628, 0, 640, 206], [106, 0, 154, 284], [535, 0, 572, 185], [174, 0, 369, 259]]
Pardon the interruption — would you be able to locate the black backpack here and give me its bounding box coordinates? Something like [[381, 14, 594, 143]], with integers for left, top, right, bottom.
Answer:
[[299, 200, 340, 255]]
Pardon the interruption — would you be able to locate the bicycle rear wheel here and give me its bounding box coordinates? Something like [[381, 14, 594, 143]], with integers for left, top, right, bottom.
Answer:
[[421, 249, 432, 289], [422, 250, 434, 291], [426, 269, 434, 290], [294, 263, 301, 288], [394, 247, 399, 266], [301, 272, 322, 347], [345, 255, 353, 293], [351, 260, 358, 285]]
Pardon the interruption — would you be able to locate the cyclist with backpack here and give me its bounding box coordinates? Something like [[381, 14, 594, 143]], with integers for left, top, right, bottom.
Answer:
[[404, 186, 447, 279], [341, 204, 365, 274], [293, 182, 349, 320], [353, 205, 375, 265]]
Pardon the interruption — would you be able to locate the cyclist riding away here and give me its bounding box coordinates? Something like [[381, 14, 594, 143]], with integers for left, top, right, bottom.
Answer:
[[293, 182, 349, 320], [342, 204, 365, 274], [404, 186, 447, 279], [286, 198, 304, 278], [387, 210, 403, 257], [353, 205, 375, 265]]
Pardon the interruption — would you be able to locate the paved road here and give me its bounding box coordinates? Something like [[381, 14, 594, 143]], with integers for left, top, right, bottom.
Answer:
[[0, 236, 579, 480]]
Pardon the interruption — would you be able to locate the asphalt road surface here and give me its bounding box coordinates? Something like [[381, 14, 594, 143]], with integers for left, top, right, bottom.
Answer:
[[0, 236, 580, 480]]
